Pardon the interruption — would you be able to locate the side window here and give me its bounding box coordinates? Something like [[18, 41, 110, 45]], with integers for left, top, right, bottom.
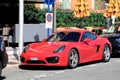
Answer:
[[81, 32, 97, 42], [63, 32, 80, 42], [81, 33, 87, 42], [88, 32, 97, 40]]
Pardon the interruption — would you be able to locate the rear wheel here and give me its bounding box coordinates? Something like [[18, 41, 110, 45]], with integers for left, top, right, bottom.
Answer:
[[102, 45, 111, 62], [68, 49, 79, 69]]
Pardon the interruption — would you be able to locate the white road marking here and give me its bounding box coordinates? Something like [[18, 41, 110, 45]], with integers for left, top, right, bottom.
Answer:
[[30, 59, 120, 80], [31, 71, 65, 80], [88, 64, 99, 67], [30, 78, 34, 80], [48, 74, 54, 77], [116, 59, 120, 62], [34, 74, 47, 78], [55, 71, 65, 74], [73, 67, 83, 71], [30, 75, 48, 80]]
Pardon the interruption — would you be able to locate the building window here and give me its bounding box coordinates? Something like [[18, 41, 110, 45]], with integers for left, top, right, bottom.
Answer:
[[94, 0, 106, 10], [62, 0, 71, 10]]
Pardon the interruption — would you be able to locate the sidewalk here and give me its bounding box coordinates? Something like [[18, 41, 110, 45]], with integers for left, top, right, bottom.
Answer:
[[6, 47, 19, 68]]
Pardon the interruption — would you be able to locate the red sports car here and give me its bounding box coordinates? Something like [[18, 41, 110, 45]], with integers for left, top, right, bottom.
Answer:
[[20, 29, 112, 68]]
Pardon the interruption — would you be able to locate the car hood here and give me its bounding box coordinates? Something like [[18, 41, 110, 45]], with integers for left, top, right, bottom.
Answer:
[[27, 42, 70, 53]]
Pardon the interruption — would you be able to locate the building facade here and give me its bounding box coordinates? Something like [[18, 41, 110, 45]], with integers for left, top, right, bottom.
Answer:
[[35, 0, 107, 13]]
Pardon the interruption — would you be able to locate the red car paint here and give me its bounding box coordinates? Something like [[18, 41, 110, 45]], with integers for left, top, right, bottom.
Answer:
[[20, 29, 112, 68]]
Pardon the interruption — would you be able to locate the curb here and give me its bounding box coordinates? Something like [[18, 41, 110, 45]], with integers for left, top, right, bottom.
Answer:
[[6, 64, 19, 69], [6, 47, 20, 68]]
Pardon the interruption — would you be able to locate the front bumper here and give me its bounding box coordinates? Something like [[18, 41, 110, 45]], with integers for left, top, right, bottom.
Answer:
[[20, 52, 68, 66]]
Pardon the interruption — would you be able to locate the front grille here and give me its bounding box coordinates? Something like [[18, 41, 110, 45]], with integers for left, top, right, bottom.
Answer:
[[26, 60, 46, 64]]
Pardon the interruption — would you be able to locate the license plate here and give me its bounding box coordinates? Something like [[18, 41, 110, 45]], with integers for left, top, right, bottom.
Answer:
[[31, 57, 38, 61]]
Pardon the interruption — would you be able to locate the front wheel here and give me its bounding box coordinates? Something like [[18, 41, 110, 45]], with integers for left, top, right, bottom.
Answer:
[[102, 45, 111, 62], [68, 49, 79, 69]]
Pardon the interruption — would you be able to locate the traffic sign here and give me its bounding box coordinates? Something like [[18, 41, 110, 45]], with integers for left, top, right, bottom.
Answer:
[[44, 0, 55, 5], [47, 13, 52, 22], [46, 13, 53, 29], [44, 0, 55, 37]]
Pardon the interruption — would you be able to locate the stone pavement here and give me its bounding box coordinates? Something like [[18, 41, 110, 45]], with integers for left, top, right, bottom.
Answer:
[[6, 47, 20, 68]]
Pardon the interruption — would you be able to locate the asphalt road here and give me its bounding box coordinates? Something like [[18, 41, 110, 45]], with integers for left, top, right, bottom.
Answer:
[[1, 55, 120, 80]]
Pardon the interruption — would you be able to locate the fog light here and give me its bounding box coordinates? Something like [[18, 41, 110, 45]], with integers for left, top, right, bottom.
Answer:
[[46, 57, 59, 63]]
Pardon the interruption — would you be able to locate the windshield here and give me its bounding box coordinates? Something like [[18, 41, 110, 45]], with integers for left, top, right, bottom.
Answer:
[[106, 24, 120, 33], [46, 32, 80, 42], [106, 25, 115, 33]]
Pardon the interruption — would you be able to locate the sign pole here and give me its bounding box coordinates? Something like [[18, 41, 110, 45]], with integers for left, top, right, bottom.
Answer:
[[47, 0, 50, 37], [44, 0, 55, 37], [53, 1, 56, 32]]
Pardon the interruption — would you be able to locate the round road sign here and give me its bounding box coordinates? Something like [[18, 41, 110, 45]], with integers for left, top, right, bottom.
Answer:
[[47, 13, 52, 22]]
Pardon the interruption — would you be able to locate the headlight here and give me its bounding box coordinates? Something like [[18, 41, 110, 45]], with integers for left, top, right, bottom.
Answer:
[[23, 45, 29, 52], [53, 45, 65, 53]]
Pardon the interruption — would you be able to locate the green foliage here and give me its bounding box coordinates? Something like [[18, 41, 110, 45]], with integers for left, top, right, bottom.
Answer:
[[24, 4, 40, 23], [56, 12, 106, 28], [56, 11, 75, 27], [115, 18, 120, 22], [24, 5, 106, 28], [87, 13, 106, 27]]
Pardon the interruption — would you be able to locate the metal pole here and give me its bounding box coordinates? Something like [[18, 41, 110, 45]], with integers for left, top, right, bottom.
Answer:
[[47, 3, 50, 37], [52, 0, 56, 32], [112, 16, 115, 24], [19, 0, 24, 60]]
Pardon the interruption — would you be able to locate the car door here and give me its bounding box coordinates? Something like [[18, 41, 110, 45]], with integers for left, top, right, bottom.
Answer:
[[80, 32, 98, 61]]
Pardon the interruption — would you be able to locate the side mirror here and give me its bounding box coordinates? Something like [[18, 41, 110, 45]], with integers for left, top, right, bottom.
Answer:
[[42, 38, 47, 42], [83, 38, 91, 43]]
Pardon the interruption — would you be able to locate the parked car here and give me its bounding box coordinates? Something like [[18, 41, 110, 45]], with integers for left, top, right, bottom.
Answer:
[[0, 36, 8, 76], [101, 23, 120, 54], [20, 29, 112, 69]]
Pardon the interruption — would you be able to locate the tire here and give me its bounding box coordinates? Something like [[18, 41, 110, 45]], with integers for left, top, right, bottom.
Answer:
[[68, 49, 79, 69], [0, 61, 2, 77], [102, 45, 111, 62]]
